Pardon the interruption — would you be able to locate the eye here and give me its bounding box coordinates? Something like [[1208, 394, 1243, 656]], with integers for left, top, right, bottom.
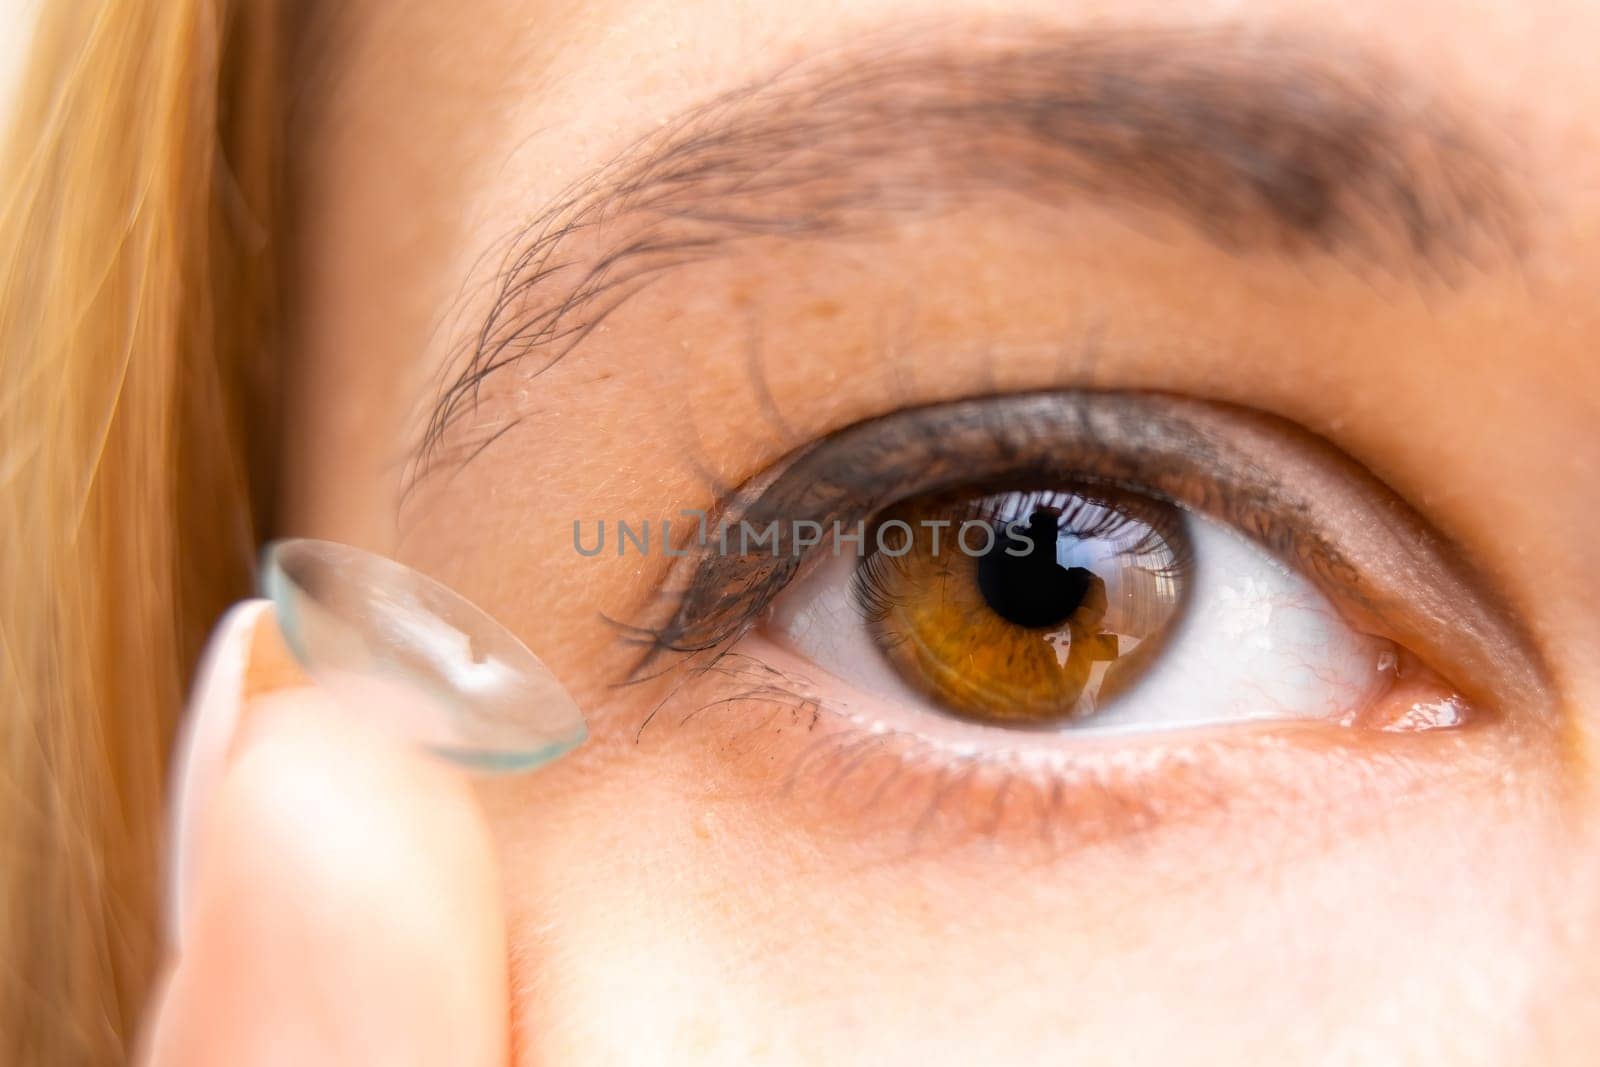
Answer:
[[766, 482, 1430, 735], [637, 392, 1538, 758], [628, 391, 1544, 846]]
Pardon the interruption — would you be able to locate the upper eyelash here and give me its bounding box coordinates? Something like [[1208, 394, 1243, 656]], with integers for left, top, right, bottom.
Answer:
[[966, 485, 1195, 579], [850, 551, 915, 632], [623, 390, 1323, 675], [850, 486, 1195, 628]]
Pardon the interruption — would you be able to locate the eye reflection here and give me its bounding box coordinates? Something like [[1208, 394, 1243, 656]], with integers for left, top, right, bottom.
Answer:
[[856, 487, 1187, 725]]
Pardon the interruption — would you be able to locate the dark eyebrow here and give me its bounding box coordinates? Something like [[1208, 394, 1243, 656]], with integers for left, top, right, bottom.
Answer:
[[414, 23, 1523, 479]]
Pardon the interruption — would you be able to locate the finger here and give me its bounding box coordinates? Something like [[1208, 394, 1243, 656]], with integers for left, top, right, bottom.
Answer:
[[162, 599, 296, 942], [143, 616, 510, 1067]]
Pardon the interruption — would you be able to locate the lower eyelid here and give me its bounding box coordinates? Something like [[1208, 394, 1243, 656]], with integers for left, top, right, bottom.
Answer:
[[632, 634, 1520, 858]]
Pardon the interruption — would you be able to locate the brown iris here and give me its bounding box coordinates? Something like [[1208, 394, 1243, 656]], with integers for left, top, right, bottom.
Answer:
[[853, 486, 1189, 725]]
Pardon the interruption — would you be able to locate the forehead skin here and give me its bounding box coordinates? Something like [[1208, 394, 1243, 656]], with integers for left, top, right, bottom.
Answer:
[[281, 1, 1600, 1063]]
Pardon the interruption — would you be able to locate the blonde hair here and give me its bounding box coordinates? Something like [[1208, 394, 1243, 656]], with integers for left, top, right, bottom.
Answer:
[[0, 1, 281, 1061]]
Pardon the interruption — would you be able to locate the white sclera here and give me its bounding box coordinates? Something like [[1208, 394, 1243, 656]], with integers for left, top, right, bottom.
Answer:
[[262, 538, 586, 772]]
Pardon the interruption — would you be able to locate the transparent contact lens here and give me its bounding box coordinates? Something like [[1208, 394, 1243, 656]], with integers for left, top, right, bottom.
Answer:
[[261, 538, 586, 773]]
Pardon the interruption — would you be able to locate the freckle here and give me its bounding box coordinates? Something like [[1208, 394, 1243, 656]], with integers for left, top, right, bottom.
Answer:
[[807, 299, 842, 320], [694, 811, 717, 840]]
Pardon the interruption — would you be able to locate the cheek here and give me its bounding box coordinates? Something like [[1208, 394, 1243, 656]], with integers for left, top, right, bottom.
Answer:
[[474, 747, 819, 1062], [472, 712, 1577, 1066]]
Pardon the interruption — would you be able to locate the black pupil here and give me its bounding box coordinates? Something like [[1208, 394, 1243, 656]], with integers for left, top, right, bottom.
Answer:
[[975, 508, 1094, 629]]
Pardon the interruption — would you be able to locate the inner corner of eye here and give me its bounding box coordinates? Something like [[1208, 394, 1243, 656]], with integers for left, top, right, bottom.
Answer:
[[760, 483, 1466, 738]]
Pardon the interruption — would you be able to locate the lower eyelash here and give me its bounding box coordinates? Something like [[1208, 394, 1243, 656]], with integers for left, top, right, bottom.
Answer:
[[629, 645, 821, 742], [633, 645, 1502, 859]]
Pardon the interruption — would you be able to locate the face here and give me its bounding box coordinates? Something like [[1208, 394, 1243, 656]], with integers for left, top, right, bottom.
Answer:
[[281, 1, 1600, 1062]]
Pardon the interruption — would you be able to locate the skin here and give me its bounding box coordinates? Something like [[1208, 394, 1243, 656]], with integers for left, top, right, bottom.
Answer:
[[153, 0, 1600, 1064]]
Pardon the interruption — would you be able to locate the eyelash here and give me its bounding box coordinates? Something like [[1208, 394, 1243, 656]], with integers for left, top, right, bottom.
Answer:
[[626, 392, 1342, 675], [607, 389, 1550, 849], [633, 642, 1503, 857], [623, 390, 1542, 725], [849, 485, 1195, 634]]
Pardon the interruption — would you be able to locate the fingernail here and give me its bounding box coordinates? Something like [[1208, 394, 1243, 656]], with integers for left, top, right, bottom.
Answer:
[[164, 599, 272, 950], [166, 542, 589, 945]]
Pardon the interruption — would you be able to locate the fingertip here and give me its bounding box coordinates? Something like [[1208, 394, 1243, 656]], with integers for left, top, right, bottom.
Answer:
[[149, 688, 510, 1067]]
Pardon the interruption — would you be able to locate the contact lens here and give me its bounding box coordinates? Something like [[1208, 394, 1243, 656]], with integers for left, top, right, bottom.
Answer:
[[261, 538, 586, 773]]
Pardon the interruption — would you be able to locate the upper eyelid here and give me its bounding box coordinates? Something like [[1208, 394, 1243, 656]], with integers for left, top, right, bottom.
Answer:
[[633, 391, 1549, 719], [411, 21, 1525, 486]]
